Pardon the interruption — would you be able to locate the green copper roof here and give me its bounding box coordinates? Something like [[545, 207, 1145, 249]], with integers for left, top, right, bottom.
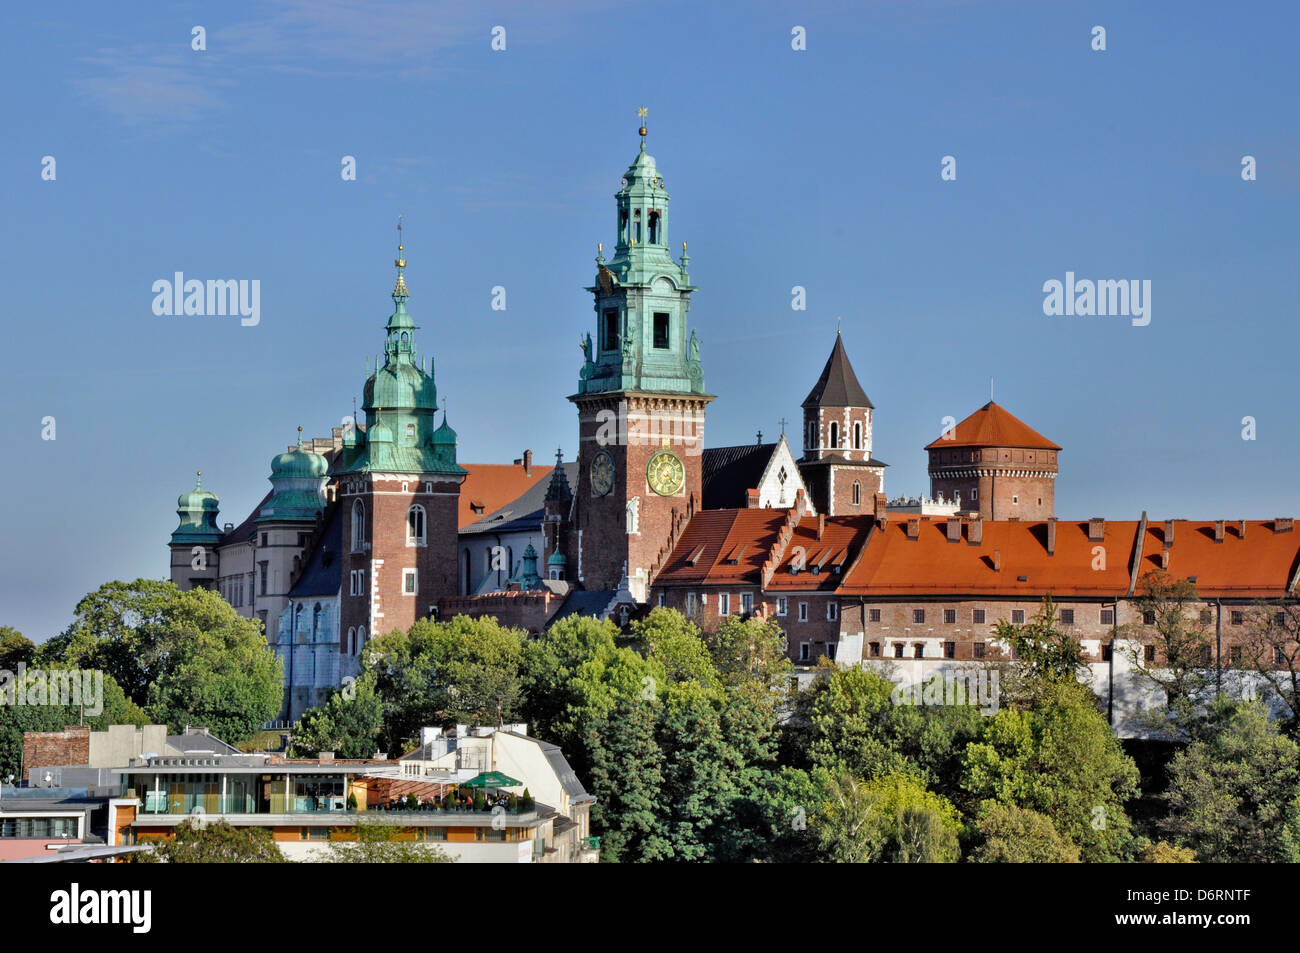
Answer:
[[577, 129, 708, 399], [171, 471, 223, 544], [258, 433, 328, 523], [339, 232, 465, 477]]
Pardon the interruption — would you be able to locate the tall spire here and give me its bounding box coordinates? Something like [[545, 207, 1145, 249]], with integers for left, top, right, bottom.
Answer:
[[393, 215, 408, 303]]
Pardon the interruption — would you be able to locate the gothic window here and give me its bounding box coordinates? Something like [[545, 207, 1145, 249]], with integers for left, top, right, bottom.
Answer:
[[407, 505, 426, 546], [602, 309, 620, 352], [829, 422, 839, 449], [653, 312, 670, 349], [312, 603, 322, 641], [347, 627, 355, 655], [351, 500, 365, 551], [358, 626, 366, 650], [852, 481, 861, 505], [854, 422, 862, 450], [633, 208, 641, 243]]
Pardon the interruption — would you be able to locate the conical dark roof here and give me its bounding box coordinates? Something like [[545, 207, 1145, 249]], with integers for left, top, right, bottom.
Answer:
[[802, 334, 873, 409]]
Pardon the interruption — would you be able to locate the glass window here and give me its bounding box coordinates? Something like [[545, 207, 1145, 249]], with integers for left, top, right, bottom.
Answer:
[[602, 309, 620, 351], [407, 505, 426, 545]]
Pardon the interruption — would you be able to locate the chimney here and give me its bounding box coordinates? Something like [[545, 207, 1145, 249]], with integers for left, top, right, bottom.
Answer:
[[992, 548, 1002, 572], [817, 514, 826, 541], [968, 516, 983, 544], [946, 517, 961, 543], [906, 518, 920, 540], [1164, 520, 1175, 545], [1046, 517, 1057, 556], [1159, 549, 1170, 570], [523, 449, 532, 477], [746, 488, 761, 508], [1238, 519, 1246, 539], [874, 492, 888, 522], [1275, 518, 1294, 534], [1088, 518, 1105, 542], [1214, 520, 1225, 543]]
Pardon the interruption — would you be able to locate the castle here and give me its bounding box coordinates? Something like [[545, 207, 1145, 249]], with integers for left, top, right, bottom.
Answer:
[[169, 124, 1297, 733]]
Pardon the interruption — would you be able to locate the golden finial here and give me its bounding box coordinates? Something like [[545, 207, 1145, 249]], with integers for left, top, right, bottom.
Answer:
[[836, 315, 842, 335], [395, 215, 406, 266], [637, 104, 648, 144]]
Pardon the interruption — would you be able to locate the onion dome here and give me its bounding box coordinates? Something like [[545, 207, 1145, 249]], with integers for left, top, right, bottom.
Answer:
[[172, 471, 223, 544], [258, 429, 329, 523]]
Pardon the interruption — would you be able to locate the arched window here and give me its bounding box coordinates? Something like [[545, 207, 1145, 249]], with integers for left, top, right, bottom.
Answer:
[[807, 420, 816, 450], [357, 626, 367, 653], [312, 603, 322, 642], [351, 500, 365, 551], [854, 422, 862, 450], [347, 626, 355, 655], [852, 481, 862, 505], [829, 422, 839, 449], [407, 505, 426, 545], [648, 209, 661, 244]]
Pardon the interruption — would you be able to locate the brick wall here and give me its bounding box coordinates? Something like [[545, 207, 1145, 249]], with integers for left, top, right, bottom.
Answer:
[[21, 726, 90, 781], [929, 446, 1057, 520]]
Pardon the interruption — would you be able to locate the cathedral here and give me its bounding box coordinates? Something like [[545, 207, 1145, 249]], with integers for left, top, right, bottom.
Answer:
[[170, 122, 1296, 736]]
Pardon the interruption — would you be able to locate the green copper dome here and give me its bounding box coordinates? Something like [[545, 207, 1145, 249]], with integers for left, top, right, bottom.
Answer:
[[258, 434, 328, 523], [172, 472, 223, 544], [546, 550, 567, 567], [367, 361, 437, 411]]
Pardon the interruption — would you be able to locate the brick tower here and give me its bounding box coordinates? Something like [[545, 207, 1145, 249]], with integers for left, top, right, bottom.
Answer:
[[336, 228, 466, 646], [797, 333, 887, 515], [569, 117, 713, 601], [926, 401, 1060, 520]]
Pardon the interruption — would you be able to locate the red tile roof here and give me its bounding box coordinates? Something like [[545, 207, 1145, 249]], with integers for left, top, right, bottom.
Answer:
[[652, 513, 1300, 600], [457, 464, 553, 529], [925, 401, 1060, 451]]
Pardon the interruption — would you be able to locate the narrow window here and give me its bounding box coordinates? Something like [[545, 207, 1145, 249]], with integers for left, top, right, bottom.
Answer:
[[853, 422, 862, 450], [602, 309, 620, 352], [829, 422, 839, 449], [403, 568, 417, 595], [799, 643, 810, 661], [407, 505, 426, 545], [894, 643, 904, 659], [351, 500, 365, 551], [852, 481, 861, 506], [798, 602, 809, 622], [719, 593, 730, 617], [827, 602, 838, 621], [777, 597, 788, 617], [653, 312, 670, 349], [913, 644, 924, 659], [826, 642, 838, 661], [741, 592, 754, 615]]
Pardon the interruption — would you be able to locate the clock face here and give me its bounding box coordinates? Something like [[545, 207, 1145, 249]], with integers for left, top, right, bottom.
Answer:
[[590, 450, 615, 497], [646, 449, 685, 497]]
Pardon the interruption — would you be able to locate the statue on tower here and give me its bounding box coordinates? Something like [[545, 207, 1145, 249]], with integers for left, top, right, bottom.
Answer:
[[579, 332, 594, 381]]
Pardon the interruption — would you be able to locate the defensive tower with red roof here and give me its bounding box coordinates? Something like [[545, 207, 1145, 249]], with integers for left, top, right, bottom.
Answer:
[[926, 401, 1060, 521]]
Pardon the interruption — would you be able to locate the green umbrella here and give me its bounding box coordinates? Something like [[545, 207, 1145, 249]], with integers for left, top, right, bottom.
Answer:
[[461, 771, 523, 789]]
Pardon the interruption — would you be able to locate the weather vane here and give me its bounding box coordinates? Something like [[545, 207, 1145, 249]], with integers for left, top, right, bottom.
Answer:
[[638, 105, 648, 142]]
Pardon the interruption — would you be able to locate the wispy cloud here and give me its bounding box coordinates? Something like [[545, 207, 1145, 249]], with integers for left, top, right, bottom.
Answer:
[[76, 49, 229, 124]]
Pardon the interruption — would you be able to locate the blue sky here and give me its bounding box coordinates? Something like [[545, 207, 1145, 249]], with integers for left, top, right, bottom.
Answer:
[[2, 0, 1297, 642]]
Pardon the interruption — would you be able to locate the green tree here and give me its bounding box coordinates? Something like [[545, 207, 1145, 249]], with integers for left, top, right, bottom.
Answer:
[[39, 580, 282, 744], [0, 627, 35, 670], [131, 819, 284, 863], [995, 596, 1088, 701], [961, 679, 1139, 861], [966, 803, 1081, 862], [316, 817, 455, 863], [365, 615, 528, 752], [816, 772, 962, 863], [289, 676, 384, 759], [585, 695, 667, 862], [1161, 698, 1300, 862]]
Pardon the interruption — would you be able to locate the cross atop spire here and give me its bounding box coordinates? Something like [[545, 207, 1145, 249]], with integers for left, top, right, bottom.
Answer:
[[638, 104, 648, 151]]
